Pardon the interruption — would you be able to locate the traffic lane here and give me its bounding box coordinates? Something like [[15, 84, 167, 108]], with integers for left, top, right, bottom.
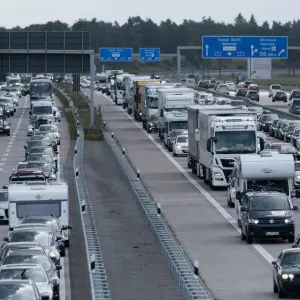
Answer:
[[95, 92, 275, 300], [84, 141, 183, 300]]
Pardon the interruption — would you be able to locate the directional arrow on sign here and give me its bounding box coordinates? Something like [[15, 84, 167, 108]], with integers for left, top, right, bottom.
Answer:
[[278, 49, 285, 56], [227, 52, 232, 56], [250, 45, 258, 56], [205, 45, 209, 56]]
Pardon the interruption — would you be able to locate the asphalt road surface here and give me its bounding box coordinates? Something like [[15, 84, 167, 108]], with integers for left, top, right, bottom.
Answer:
[[94, 89, 299, 300]]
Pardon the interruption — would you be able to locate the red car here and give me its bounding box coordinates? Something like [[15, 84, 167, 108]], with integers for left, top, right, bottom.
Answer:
[[248, 84, 259, 92]]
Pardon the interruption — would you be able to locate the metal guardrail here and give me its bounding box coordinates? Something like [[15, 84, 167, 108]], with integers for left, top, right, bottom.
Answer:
[[101, 120, 214, 300], [53, 86, 111, 300]]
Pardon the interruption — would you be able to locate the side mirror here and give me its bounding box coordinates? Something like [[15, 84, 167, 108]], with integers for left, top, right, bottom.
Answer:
[[236, 191, 241, 200], [8, 227, 13, 231], [271, 260, 277, 265], [2, 185, 7, 190], [68, 225, 73, 229], [23, 145, 27, 150], [55, 151, 59, 155], [293, 205, 298, 211], [296, 190, 300, 198], [56, 236, 62, 241], [42, 295, 50, 300], [3, 237, 8, 242], [29, 111, 32, 115], [240, 206, 246, 212], [56, 265, 62, 270], [54, 158, 58, 162], [206, 138, 212, 153]]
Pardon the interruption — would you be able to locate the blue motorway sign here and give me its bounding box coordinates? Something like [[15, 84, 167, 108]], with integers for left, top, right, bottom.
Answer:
[[139, 48, 160, 61], [99, 48, 133, 61], [202, 36, 288, 59]]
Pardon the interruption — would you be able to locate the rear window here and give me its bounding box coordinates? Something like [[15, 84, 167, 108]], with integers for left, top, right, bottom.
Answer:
[[293, 100, 300, 106], [272, 85, 282, 90]]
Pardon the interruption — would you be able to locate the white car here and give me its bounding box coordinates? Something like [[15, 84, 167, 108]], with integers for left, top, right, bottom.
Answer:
[[3, 92, 18, 106], [27, 124, 34, 136], [0, 190, 8, 223], [268, 84, 282, 97], [216, 84, 230, 95], [38, 124, 60, 142], [226, 82, 237, 91], [173, 135, 188, 156], [52, 106, 61, 121]]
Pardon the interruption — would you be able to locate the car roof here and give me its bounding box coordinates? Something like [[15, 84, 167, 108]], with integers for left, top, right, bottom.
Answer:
[[23, 215, 55, 221], [0, 263, 43, 270], [13, 169, 44, 174], [6, 249, 46, 256], [12, 227, 52, 233], [3, 242, 43, 248], [14, 224, 50, 229], [282, 248, 300, 254], [246, 191, 287, 197], [0, 279, 34, 285]]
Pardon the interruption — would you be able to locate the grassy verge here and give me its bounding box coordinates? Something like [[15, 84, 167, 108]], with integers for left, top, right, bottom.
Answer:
[[52, 87, 70, 108], [60, 85, 103, 140], [65, 111, 77, 140]]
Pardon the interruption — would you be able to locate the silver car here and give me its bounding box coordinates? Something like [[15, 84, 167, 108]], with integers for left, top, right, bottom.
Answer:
[[0, 264, 55, 300]]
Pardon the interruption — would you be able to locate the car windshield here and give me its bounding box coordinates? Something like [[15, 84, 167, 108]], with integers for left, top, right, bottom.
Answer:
[[262, 114, 278, 122], [26, 163, 51, 173], [32, 106, 52, 114], [0, 282, 36, 300], [39, 125, 55, 132], [0, 99, 12, 104], [150, 115, 158, 121], [249, 195, 290, 211], [3, 254, 52, 270], [281, 252, 300, 266], [0, 268, 46, 282], [293, 99, 300, 106], [177, 136, 187, 143], [27, 155, 52, 163], [248, 91, 257, 95], [215, 131, 256, 154], [277, 92, 285, 96], [23, 219, 60, 231], [10, 230, 53, 247], [30, 148, 52, 154], [0, 191, 7, 202]]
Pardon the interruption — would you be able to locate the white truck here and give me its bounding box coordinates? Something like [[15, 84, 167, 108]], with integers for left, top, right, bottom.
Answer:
[[227, 152, 297, 224], [157, 88, 194, 140], [189, 106, 260, 189], [7, 181, 69, 230]]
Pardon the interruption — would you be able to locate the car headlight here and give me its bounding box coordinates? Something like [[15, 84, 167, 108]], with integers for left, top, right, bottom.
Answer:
[[284, 218, 294, 224], [149, 123, 153, 126], [176, 145, 181, 149], [213, 172, 222, 177], [41, 292, 51, 297], [248, 219, 259, 224], [282, 274, 294, 280]]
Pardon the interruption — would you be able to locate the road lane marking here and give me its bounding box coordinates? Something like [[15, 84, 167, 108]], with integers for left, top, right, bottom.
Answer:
[[99, 92, 275, 265]]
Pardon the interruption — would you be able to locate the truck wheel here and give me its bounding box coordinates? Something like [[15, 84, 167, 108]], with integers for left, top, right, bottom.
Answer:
[[6, 131, 10, 136], [288, 235, 295, 243]]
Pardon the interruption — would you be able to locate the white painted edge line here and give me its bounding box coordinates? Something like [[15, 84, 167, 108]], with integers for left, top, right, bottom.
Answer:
[[99, 92, 275, 265]]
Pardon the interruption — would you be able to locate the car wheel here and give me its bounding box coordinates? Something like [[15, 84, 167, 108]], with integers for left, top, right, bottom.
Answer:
[[173, 151, 177, 157], [246, 229, 253, 244], [241, 228, 246, 240], [278, 285, 287, 298], [60, 248, 66, 257], [273, 279, 278, 293], [288, 235, 295, 243], [64, 240, 69, 248], [6, 131, 10, 136]]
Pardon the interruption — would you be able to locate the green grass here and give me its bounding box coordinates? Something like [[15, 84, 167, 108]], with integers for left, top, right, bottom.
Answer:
[[65, 111, 77, 140], [60, 85, 103, 141], [52, 87, 70, 108]]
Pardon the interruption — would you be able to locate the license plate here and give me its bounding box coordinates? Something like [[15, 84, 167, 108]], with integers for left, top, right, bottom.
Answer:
[[265, 232, 279, 236]]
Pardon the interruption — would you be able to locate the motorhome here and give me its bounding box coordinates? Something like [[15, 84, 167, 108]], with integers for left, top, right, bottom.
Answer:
[[227, 152, 296, 220], [7, 181, 69, 230]]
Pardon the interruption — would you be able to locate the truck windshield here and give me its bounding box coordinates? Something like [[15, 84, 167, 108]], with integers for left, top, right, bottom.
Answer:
[[247, 179, 289, 195], [30, 82, 51, 95], [249, 195, 290, 211], [147, 96, 158, 108], [215, 131, 256, 154], [32, 106, 52, 114], [169, 121, 188, 131]]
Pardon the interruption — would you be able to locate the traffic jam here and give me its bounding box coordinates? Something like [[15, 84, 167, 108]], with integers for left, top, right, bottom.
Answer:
[[0, 74, 71, 300], [94, 71, 300, 298]]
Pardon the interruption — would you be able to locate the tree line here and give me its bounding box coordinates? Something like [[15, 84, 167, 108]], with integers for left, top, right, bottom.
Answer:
[[2, 14, 300, 68]]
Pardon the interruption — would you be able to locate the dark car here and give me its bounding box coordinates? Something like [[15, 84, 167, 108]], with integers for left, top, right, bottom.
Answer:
[[272, 248, 300, 297], [246, 90, 259, 101], [269, 119, 280, 137], [25, 161, 57, 180], [258, 114, 279, 132], [272, 91, 288, 102], [274, 119, 288, 139], [283, 122, 300, 142], [198, 80, 209, 89], [21, 215, 73, 247], [289, 89, 300, 101], [0, 119, 10, 136], [289, 98, 300, 115], [235, 88, 248, 97], [2, 250, 60, 290], [0, 280, 47, 300], [24, 140, 52, 159], [28, 146, 56, 157], [239, 191, 297, 244], [291, 127, 300, 148], [279, 121, 293, 140]]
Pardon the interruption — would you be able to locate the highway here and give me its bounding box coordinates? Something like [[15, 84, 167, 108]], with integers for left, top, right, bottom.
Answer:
[[0, 95, 72, 300], [93, 88, 299, 300]]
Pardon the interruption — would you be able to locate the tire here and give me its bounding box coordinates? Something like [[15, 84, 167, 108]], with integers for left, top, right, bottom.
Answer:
[[278, 285, 286, 298], [54, 293, 60, 300], [288, 235, 295, 243], [241, 228, 246, 240], [272, 99, 275, 102], [173, 152, 176, 157], [64, 240, 69, 248], [246, 230, 253, 244], [273, 279, 278, 293], [60, 248, 66, 257], [6, 131, 10, 136]]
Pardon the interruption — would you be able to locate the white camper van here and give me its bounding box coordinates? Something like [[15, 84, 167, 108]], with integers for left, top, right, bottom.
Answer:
[[7, 181, 69, 230]]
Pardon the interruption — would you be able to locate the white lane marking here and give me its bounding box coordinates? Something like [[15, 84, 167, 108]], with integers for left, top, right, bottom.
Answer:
[[1, 158, 7, 162], [99, 92, 275, 264]]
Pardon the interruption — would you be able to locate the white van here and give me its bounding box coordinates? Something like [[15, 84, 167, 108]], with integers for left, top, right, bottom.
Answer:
[[7, 181, 69, 230]]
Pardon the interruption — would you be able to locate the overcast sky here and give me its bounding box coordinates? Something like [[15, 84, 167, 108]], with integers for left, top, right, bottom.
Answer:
[[0, 0, 297, 28]]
